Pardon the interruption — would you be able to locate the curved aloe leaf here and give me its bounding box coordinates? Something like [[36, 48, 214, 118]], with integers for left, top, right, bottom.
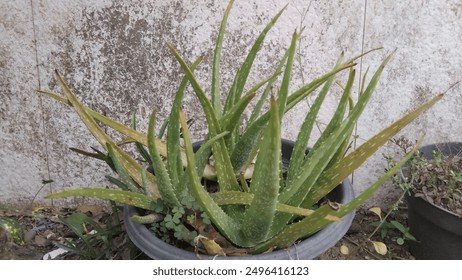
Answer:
[[46, 188, 157, 210], [210, 191, 315, 217], [303, 93, 443, 207], [286, 54, 345, 186], [257, 137, 422, 252], [179, 109, 248, 246], [280, 53, 394, 205], [211, 0, 234, 117], [223, 4, 288, 114], [148, 111, 181, 207], [166, 42, 240, 193], [54, 72, 160, 199], [242, 97, 281, 243], [167, 56, 203, 194], [277, 31, 297, 119], [231, 60, 355, 174], [38, 89, 170, 159], [220, 91, 256, 134], [106, 143, 139, 192]]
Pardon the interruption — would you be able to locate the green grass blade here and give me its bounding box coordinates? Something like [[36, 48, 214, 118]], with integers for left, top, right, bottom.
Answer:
[[242, 97, 281, 243], [211, 0, 234, 117], [46, 188, 157, 210], [147, 111, 181, 207]]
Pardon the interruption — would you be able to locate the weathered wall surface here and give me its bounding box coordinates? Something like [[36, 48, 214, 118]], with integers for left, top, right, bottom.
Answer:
[[1, 0, 461, 207]]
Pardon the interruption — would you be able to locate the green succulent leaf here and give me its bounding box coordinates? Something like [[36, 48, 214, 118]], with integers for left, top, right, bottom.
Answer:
[[242, 97, 281, 243], [211, 0, 234, 117], [54, 72, 160, 199], [179, 109, 247, 247], [166, 42, 240, 193], [223, 4, 288, 115], [148, 111, 181, 207], [304, 93, 444, 207], [167, 56, 203, 192], [132, 111, 152, 165], [46, 188, 157, 210], [286, 54, 345, 187]]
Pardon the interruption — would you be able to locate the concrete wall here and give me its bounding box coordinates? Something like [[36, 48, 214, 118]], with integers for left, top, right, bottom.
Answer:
[[1, 0, 461, 207]]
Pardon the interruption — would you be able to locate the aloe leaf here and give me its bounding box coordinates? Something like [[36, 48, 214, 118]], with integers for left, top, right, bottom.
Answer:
[[285, 62, 355, 111], [254, 204, 336, 252], [304, 93, 443, 206], [167, 56, 203, 192], [223, 4, 288, 115], [106, 143, 139, 192], [259, 138, 422, 251], [210, 191, 314, 216], [147, 111, 181, 207], [248, 56, 288, 125], [267, 55, 393, 237], [37, 89, 172, 162], [320, 69, 356, 168], [286, 54, 344, 186], [229, 112, 268, 172], [175, 131, 229, 201], [231, 61, 354, 173], [179, 109, 247, 247], [132, 111, 152, 165], [277, 31, 297, 119], [220, 91, 256, 134], [46, 188, 157, 210], [242, 97, 281, 243], [166, 43, 240, 192], [106, 175, 130, 191], [281, 53, 394, 205], [54, 72, 160, 199], [211, 0, 234, 117]]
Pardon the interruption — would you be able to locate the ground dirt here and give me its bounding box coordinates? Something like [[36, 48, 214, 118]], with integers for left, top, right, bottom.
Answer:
[[0, 190, 415, 260]]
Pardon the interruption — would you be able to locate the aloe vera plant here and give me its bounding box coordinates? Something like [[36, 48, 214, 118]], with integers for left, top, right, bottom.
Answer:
[[42, 0, 443, 256]]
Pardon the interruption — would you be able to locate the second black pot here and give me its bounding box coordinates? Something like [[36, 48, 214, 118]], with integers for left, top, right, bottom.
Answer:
[[406, 142, 462, 260]]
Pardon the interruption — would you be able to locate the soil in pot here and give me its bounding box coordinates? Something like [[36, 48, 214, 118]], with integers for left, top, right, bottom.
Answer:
[[405, 142, 462, 259]]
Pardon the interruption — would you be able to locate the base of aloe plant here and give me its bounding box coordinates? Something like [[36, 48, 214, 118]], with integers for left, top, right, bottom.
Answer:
[[124, 139, 355, 259], [406, 142, 462, 260]]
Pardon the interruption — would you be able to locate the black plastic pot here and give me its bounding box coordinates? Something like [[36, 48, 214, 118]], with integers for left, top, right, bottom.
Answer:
[[124, 139, 355, 259], [406, 142, 462, 260]]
